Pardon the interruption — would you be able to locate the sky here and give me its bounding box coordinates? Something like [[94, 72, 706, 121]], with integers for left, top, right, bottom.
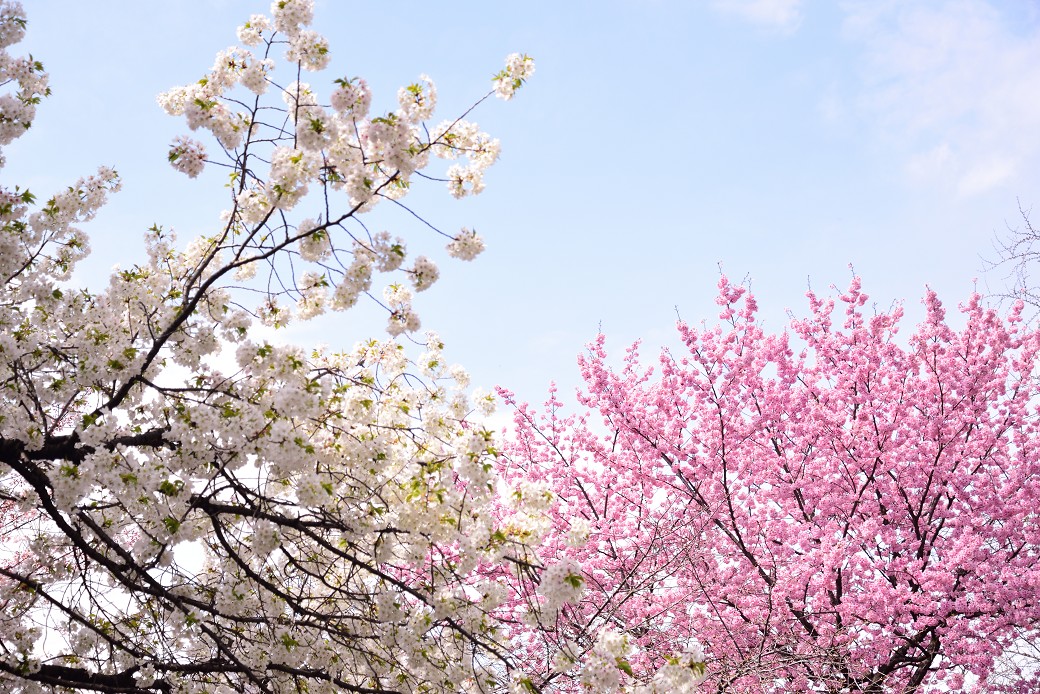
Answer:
[[8, 0, 1040, 408]]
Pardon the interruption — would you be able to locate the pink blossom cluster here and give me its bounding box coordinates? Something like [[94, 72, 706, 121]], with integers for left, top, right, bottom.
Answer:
[[503, 276, 1040, 692]]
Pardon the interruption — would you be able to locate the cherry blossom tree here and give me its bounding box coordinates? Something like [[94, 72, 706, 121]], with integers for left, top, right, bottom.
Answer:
[[502, 276, 1040, 692], [0, 1, 596, 691]]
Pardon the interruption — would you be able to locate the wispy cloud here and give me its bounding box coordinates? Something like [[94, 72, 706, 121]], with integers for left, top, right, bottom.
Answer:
[[711, 0, 804, 32], [841, 0, 1040, 195]]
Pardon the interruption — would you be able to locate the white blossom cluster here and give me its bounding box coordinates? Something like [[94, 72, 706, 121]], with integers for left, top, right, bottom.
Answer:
[[330, 75, 372, 116], [410, 255, 440, 291], [398, 74, 437, 122], [167, 135, 206, 178], [430, 119, 502, 199], [295, 217, 330, 261], [571, 632, 705, 693], [285, 29, 330, 71], [632, 644, 707, 694], [150, 0, 531, 338], [447, 226, 486, 261], [538, 558, 584, 616], [580, 630, 631, 691], [0, 0, 48, 166], [384, 283, 420, 336], [493, 52, 536, 101], [235, 13, 270, 46], [271, 0, 313, 35]]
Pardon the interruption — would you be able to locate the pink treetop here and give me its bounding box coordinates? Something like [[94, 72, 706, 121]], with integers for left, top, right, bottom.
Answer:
[[501, 276, 1040, 692]]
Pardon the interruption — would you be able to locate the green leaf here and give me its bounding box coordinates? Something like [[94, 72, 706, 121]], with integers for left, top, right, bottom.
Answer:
[[162, 517, 181, 535], [564, 573, 584, 589], [158, 480, 183, 497]]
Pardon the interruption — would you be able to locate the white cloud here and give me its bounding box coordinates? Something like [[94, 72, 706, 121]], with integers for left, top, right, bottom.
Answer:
[[905, 142, 954, 182], [841, 0, 1040, 195], [712, 0, 804, 32], [957, 156, 1015, 196]]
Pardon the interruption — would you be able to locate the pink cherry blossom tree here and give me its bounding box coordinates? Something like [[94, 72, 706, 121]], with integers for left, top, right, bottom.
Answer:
[[502, 276, 1040, 692]]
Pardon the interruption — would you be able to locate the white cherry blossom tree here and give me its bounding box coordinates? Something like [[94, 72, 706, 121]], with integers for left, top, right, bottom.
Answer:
[[0, 2, 562, 692]]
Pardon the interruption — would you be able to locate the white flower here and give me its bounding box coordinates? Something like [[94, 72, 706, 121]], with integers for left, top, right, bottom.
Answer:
[[471, 387, 495, 416], [397, 75, 437, 122], [409, 255, 439, 291], [566, 516, 591, 547], [594, 629, 627, 659], [446, 164, 485, 198], [297, 219, 332, 262], [635, 643, 706, 693], [257, 296, 290, 328], [295, 105, 331, 151], [449, 364, 470, 389], [0, 1, 27, 49], [330, 77, 371, 117], [266, 146, 320, 209], [167, 136, 206, 178], [446, 228, 485, 261], [329, 250, 374, 311], [286, 29, 330, 71], [281, 80, 318, 115], [538, 558, 583, 614], [387, 307, 420, 336], [251, 520, 280, 556], [372, 232, 406, 272], [240, 57, 273, 95], [493, 53, 535, 100], [296, 271, 327, 319], [383, 283, 411, 308], [234, 261, 258, 281], [237, 14, 270, 46], [235, 188, 272, 225], [271, 0, 314, 36], [133, 663, 157, 687], [578, 630, 630, 691]]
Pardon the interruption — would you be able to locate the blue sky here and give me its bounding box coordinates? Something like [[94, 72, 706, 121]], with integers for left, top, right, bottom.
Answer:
[[9, 0, 1040, 405]]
